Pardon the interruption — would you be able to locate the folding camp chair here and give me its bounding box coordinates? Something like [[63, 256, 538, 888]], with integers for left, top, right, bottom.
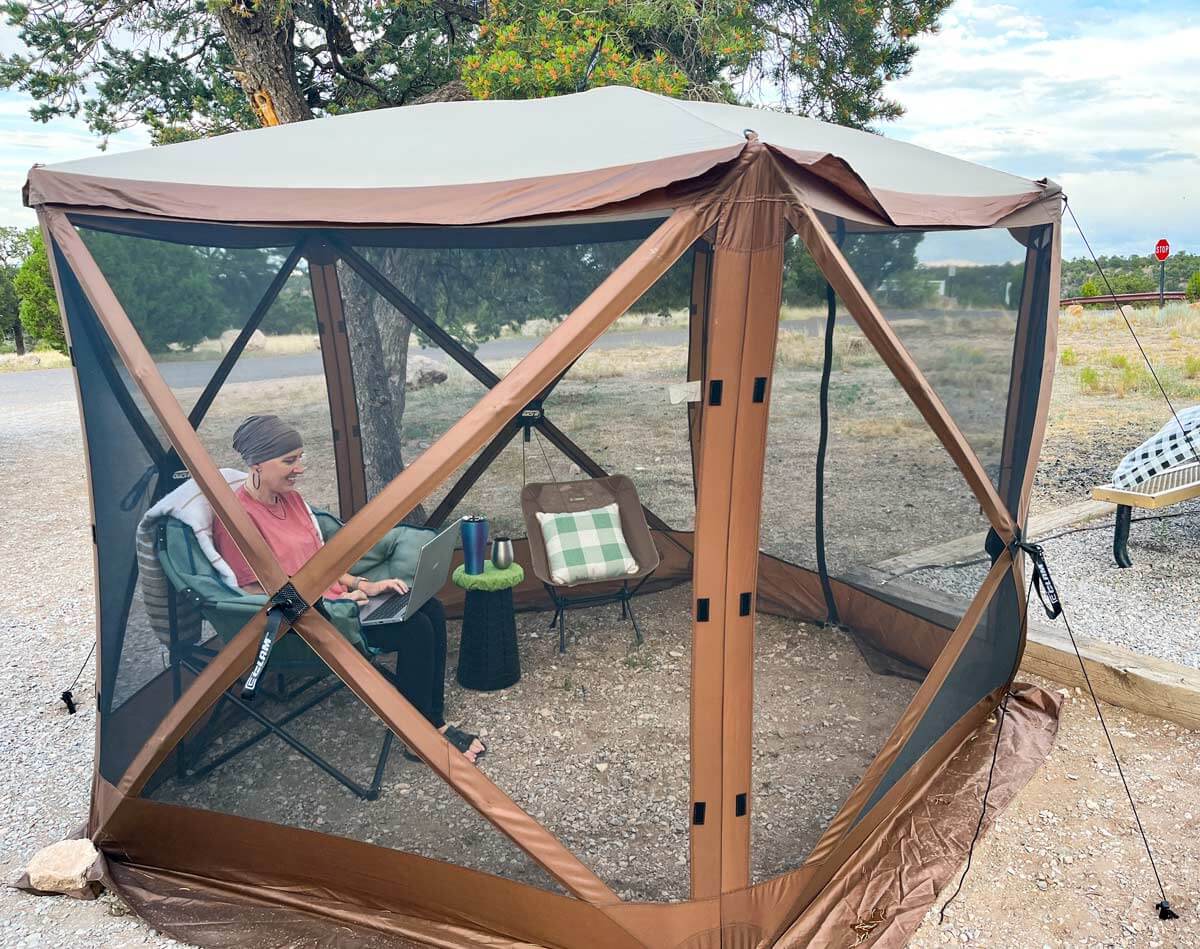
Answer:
[[156, 511, 435, 800], [521, 475, 660, 653]]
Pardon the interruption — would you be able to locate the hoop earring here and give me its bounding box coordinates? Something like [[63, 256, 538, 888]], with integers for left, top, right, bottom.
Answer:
[[251, 469, 261, 490]]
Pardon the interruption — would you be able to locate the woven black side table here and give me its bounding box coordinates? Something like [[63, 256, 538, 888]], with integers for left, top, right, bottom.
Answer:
[[453, 562, 523, 691]]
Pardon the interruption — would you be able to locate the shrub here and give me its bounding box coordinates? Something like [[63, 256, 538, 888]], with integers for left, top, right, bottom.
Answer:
[[13, 230, 65, 353], [1104, 352, 1130, 369], [1185, 355, 1200, 379], [1187, 271, 1200, 303], [1060, 347, 1078, 367], [1079, 366, 1101, 393]]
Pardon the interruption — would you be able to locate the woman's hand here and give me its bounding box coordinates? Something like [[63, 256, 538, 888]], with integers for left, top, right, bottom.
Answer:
[[360, 577, 409, 598]]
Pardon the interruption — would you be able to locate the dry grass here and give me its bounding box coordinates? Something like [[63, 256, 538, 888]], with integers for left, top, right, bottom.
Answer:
[[185, 333, 320, 359], [1056, 305, 1200, 403], [489, 345, 687, 382], [775, 330, 874, 371], [0, 350, 73, 372]]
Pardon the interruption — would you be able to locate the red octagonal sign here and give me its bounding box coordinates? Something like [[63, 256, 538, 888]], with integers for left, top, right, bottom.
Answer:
[[1155, 239, 1170, 261]]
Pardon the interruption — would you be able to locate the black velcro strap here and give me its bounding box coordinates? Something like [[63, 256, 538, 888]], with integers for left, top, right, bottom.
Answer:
[[241, 583, 310, 701], [1012, 539, 1062, 620]]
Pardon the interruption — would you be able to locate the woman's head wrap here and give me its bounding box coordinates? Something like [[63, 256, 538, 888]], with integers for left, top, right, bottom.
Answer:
[[232, 415, 303, 466]]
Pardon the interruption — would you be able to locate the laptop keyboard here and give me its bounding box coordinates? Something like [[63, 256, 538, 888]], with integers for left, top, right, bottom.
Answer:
[[367, 590, 411, 623]]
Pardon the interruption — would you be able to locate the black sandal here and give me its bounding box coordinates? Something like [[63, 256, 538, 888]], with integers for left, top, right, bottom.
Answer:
[[444, 725, 486, 758], [402, 746, 423, 763]]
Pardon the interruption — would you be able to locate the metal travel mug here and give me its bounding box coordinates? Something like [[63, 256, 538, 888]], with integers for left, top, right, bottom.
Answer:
[[461, 515, 489, 575], [491, 537, 514, 570]]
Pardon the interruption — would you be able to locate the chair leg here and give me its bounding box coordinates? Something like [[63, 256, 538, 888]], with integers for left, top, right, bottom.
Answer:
[[1113, 504, 1133, 568], [558, 602, 567, 654], [365, 651, 406, 800], [625, 592, 644, 647], [177, 658, 384, 800]]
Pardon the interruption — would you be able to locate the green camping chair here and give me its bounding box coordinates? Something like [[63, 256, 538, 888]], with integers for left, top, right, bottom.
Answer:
[[156, 510, 435, 800]]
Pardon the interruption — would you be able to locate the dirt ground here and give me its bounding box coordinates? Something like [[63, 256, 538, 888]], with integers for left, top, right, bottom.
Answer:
[[2, 302, 1199, 947], [147, 583, 918, 902], [910, 677, 1200, 949]]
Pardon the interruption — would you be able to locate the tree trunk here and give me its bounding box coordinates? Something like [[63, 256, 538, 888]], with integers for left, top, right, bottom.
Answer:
[[12, 318, 24, 356], [216, 2, 313, 124], [337, 255, 426, 524], [216, 3, 423, 520]]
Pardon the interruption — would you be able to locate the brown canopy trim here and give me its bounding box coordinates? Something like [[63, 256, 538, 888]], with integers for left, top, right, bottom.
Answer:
[[25, 145, 745, 228]]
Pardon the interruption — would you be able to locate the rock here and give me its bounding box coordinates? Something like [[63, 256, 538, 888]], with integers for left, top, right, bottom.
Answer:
[[596, 763, 609, 773], [25, 838, 99, 894], [405, 355, 448, 391], [218, 328, 266, 354]]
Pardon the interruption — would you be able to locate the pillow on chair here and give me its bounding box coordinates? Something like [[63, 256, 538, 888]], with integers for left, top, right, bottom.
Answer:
[[535, 502, 639, 585]]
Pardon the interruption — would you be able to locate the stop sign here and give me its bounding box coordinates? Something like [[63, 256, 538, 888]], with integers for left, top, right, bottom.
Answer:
[[1155, 239, 1170, 261]]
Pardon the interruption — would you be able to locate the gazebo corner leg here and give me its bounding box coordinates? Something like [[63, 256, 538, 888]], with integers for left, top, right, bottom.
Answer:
[[1113, 504, 1133, 568]]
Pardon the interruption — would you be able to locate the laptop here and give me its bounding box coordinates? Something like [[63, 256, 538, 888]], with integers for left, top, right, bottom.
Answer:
[[358, 520, 460, 627]]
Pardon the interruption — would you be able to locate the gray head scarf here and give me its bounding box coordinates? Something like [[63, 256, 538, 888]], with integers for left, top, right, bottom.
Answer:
[[232, 415, 303, 466]]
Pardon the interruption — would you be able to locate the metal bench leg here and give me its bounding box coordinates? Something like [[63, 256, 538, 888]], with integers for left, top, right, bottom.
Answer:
[[1113, 504, 1133, 568]]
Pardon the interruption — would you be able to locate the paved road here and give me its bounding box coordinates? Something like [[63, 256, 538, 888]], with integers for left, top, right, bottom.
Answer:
[[0, 309, 1006, 407]]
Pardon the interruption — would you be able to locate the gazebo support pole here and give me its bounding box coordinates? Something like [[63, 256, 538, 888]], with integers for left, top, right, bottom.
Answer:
[[306, 239, 369, 517], [689, 143, 788, 899]]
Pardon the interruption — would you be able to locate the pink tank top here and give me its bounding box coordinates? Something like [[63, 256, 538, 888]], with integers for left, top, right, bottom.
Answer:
[[213, 486, 348, 598]]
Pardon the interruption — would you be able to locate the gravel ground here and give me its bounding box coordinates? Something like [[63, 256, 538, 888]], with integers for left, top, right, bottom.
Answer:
[[915, 499, 1200, 669]]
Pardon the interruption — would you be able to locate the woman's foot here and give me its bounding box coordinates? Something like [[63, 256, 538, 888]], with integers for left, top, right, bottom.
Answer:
[[440, 724, 486, 762]]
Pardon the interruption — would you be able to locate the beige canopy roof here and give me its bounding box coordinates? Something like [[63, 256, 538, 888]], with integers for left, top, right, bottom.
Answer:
[[25, 86, 1056, 228]]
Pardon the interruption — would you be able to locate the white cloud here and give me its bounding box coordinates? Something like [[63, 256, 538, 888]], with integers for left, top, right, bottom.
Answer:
[[883, 1, 1200, 257], [0, 90, 150, 229]]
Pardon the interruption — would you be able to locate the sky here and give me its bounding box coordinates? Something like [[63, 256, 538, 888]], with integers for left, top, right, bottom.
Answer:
[[1, 0, 1198, 262]]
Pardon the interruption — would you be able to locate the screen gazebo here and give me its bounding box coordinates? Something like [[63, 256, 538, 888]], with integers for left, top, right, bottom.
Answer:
[[27, 86, 1062, 947]]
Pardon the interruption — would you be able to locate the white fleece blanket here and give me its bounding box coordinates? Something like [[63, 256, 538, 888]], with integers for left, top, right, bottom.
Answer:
[[140, 468, 323, 586]]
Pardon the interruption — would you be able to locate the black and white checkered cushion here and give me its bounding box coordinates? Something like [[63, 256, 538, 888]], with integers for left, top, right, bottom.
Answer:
[[1113, 404, 1200, 489]]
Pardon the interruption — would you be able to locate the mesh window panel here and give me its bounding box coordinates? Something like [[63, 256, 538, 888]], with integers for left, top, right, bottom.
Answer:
[[539, 247, 698, 531], [72, 214, 696, 902], [441, 242, 699, 902], [852, 226, 1054, 818], [757, 234, 827, 569], [338, 228, 660, 512], [842, 228, 1029, 491], [748, 224, 1029, 882], [76, 227, 315, 437], [143, 642, 568, 893], [54, 243, 201, 784]]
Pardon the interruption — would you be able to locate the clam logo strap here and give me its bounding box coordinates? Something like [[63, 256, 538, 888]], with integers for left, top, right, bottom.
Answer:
[[1029, 545, 1062, 620], [241, 583, 310, 700], [1012, 537, 1061, 620]]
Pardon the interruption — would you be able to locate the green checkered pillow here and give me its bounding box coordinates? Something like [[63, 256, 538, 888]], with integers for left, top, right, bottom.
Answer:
[[535, 502, 639, 585]]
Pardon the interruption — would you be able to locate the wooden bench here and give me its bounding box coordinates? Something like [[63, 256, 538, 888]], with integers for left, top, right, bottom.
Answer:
[[1091, 459, 1200, 567]]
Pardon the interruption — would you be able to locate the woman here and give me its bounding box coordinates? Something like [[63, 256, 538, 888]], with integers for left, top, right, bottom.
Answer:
[[213, 414, 485, 763]]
